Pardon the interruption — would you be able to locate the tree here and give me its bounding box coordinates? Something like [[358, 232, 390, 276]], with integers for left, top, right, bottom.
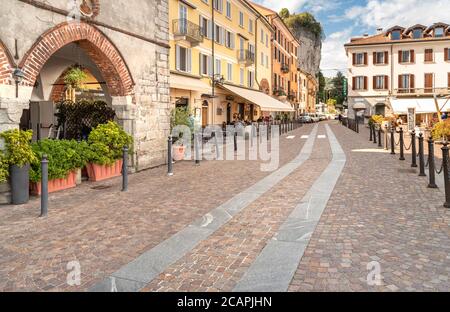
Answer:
[[317, 71, 326, 102], [279, 8, 290, 20], [283, 12, 324, 40], [330, 71, 346, 105]]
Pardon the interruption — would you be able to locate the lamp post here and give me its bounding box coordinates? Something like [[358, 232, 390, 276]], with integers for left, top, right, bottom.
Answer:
[[12, 68, 25, 98], [352, 103, 366, 133]]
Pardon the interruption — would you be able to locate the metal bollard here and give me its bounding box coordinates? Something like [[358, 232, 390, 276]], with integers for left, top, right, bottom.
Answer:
[[195, 132, 201, 165], [378, 126, 382, 148], [399, 127, 405, 160], [369, 124, 373, 141], [411, 130, 417, 168], [122, 146, 128, 192], [167, 136, 173, 176], [427, 137, 437, 188], [418, 133, 426, 176], [40, 154, 48, 217], [373, 125, 377, 144], [384, 125, 388, 150], [390, 126, 395, 155], [267, 122, 270, 141], [441, 141, 450, 208], [234, 131, 238, 151]]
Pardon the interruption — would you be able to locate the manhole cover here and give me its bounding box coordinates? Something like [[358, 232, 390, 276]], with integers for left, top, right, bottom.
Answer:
[[91, 185, 112, 190], [398, 168, 416, 173]]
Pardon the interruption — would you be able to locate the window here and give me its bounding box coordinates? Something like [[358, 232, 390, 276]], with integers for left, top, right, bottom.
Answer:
[[200, 53, 212, 76], [215, 58, 221, 75], [239, 12, 244, 27], [373, 75, 387, 90], [391, 30, 401, 40], [248, 70, 254, 88], [176, 45, 191, 73], [435, 27, 444, 37], [213, 0, 223, 13], [225, 30, 234, 49], [398, 74, 414, 93], [374, 51, 386, 65], [240, 68, 244, 85], [266, 34, 269, 47], [261, 52, 264, 67], [353, 76, 366, 90], [214, 24, 224, 44], [227, 63, 232, 81], [424, 73, 434, 93], [249, 19, 253, 33], [260, 29, 264, 43], [353, 52, 367, 65], [274, 47, 277, 59], [265, 55, 269, 68], [226, 1, 231, 18], [413, 28, 423, 39], [399, 50, 414, 63], [445, 48, 450, 61], [199, 16, 211, 38], [178, 4, 187, 33], [448, 72, 450, 88], [424, 49, 434, 62]]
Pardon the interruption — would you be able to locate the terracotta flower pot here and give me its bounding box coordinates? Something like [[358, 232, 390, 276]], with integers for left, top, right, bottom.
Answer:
[[30, 170, 77, 196], [86, 159, 123, 182], [172, 145, 186, 161]]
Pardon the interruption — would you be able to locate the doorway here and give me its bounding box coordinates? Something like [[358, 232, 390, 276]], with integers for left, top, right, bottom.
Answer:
[[202, 100, 209, 127], [226, 103, 231, 124]]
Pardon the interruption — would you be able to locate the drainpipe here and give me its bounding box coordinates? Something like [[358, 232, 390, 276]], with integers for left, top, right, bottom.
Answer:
[[254, 16, 262, 90], [211, 3, 215, 125]]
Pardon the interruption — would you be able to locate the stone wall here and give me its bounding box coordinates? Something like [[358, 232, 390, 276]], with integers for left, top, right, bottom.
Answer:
[[292, 27, 322, 77]]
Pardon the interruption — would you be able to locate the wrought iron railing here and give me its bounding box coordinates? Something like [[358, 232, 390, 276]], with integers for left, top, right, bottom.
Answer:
[[281, 63, 289, 73], [173, 19, 203, 43], [394, 87, 450, 96], [237, 49, 255, 65]]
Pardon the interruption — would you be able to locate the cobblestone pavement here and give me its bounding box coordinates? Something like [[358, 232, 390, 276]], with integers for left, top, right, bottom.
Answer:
[[0, 123, 312, 291], [289, 122, 450, 292], [142, 125, 331, 292]]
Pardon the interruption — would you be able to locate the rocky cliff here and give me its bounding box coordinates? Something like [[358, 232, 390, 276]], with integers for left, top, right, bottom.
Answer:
[[291, 27, 322, 77]]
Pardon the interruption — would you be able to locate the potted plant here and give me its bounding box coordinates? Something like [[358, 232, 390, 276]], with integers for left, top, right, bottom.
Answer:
[[29, 139, 89, 195], [170, 107, 192, 161], [432, 120, 450, 143], [0, 129, 36, 204], [86, 121, 133, 182]]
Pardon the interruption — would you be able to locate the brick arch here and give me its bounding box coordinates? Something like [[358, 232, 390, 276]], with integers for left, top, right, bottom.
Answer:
[[0, 39, 15, 85], [19, 22, 134, 97]]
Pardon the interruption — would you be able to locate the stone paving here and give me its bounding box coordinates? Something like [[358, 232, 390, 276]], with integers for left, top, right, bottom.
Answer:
[[0, 123, 311, 291], [288, 122, 450, 292]]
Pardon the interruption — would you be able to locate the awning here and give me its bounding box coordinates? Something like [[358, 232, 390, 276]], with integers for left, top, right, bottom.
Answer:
[[170, 74, 210, 92], [219, 84, 295, 112], [389, 98, 450, 114]]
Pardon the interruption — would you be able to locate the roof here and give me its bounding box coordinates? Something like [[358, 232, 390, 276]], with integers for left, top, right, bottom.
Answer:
[[345, 31, 450, 47], [404, 24, 427, 34]]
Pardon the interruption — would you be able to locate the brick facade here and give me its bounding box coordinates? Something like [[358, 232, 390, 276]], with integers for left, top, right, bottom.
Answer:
[[19, 22, 134, 97], [0, 40, 13, 85]]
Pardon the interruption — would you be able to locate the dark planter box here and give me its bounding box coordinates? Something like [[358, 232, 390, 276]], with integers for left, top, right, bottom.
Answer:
[[10, 164, 30, 205]]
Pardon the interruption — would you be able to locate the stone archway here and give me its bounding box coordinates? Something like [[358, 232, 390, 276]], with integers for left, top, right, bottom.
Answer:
[[19, 22, 134, 97], [260, 78, 270, 95], [0, 39, 14, 85]]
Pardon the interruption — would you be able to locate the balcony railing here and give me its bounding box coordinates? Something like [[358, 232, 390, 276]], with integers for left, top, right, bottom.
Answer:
[[173, 19, 203, 45], [287, 91, 297, 101], [272, 87, 286, 97], [393, 87, 450, 96], [281, 63, 289, 73], [237, 50, 255, 66]]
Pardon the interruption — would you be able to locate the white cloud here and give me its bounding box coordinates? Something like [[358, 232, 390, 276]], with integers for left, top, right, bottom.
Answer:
[[320, 29, 353, 77], [345, 0, 450, 31]]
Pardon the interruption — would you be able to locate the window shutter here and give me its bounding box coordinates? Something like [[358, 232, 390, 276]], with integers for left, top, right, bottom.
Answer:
[[199, 54, 203, 75], [187, 49, 191, 72], [398, 75, 402, 89], [410, 50, 415, 63], [352, 53, 356, 65], [373, 52, 377, 64], [373, 76, 376, 89], [199, 16, 203, 35], [448, 72, 450, 88], [208, 55, 213, 77], [221, 28, 225, 45], [445, 48, 449, 61], [410, 74, 415, 89], [352, 77, 356, 90], [175, 45, 180, 70], [364, 76, 368, 90], [398, 51, 402, 63], [364, 52, 368, 65], [384, 51, 389, 64], [384, 76, 389, 90], [207, 20, 212, 39]]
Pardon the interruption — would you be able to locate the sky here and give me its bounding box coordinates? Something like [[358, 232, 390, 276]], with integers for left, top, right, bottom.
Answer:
[[252, 0, 450, 78]]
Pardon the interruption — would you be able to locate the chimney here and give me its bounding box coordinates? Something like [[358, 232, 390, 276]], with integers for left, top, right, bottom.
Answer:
[[376, 28, 383, 34], [363, 33, 369, 37]]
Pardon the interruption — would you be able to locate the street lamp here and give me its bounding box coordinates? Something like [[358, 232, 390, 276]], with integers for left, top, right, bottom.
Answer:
[[12, 68, 25, 98], [352, 103, 366, 133]]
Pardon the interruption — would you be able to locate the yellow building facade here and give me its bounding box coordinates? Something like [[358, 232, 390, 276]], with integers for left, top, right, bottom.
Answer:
[[169, 0, 293, 127]]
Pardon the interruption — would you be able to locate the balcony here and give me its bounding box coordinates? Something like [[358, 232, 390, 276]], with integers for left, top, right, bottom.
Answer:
[[272, 87, 286, 97], [237, 50, 255, 66], [393, 87, 450, 97], [281, 63, 289, 74], [173, 19, 203, 46], [287, 91, 297, 101]]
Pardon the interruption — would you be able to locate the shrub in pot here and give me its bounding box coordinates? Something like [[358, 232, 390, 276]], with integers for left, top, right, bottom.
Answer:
[[29, 139, 89, 195], [170, 107, 193, 161], [0, 130, 36, 204], [432, 120, 450, 142], [86, 121, 133, 182]]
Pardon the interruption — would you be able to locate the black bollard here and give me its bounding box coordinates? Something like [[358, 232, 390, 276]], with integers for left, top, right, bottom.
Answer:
[[122, 146, 128, 192], [427, 137, 437, 188], [399, 127, 405, 160], [418, 133, 426, 176], [267, 122, 270, 141], [195, 132, 201, 166], [167, 136, 173, 176], [234, 131, 238, 151], [384, 124, 388, 150], [378, 126, 382, 147], [390, 126, 395, 155], [369, 124, 373, 141], [411, 130, 417, 168], [441, 142, 450, 208], [40, 154, 48, 217], [373, 125, 377, 144]]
